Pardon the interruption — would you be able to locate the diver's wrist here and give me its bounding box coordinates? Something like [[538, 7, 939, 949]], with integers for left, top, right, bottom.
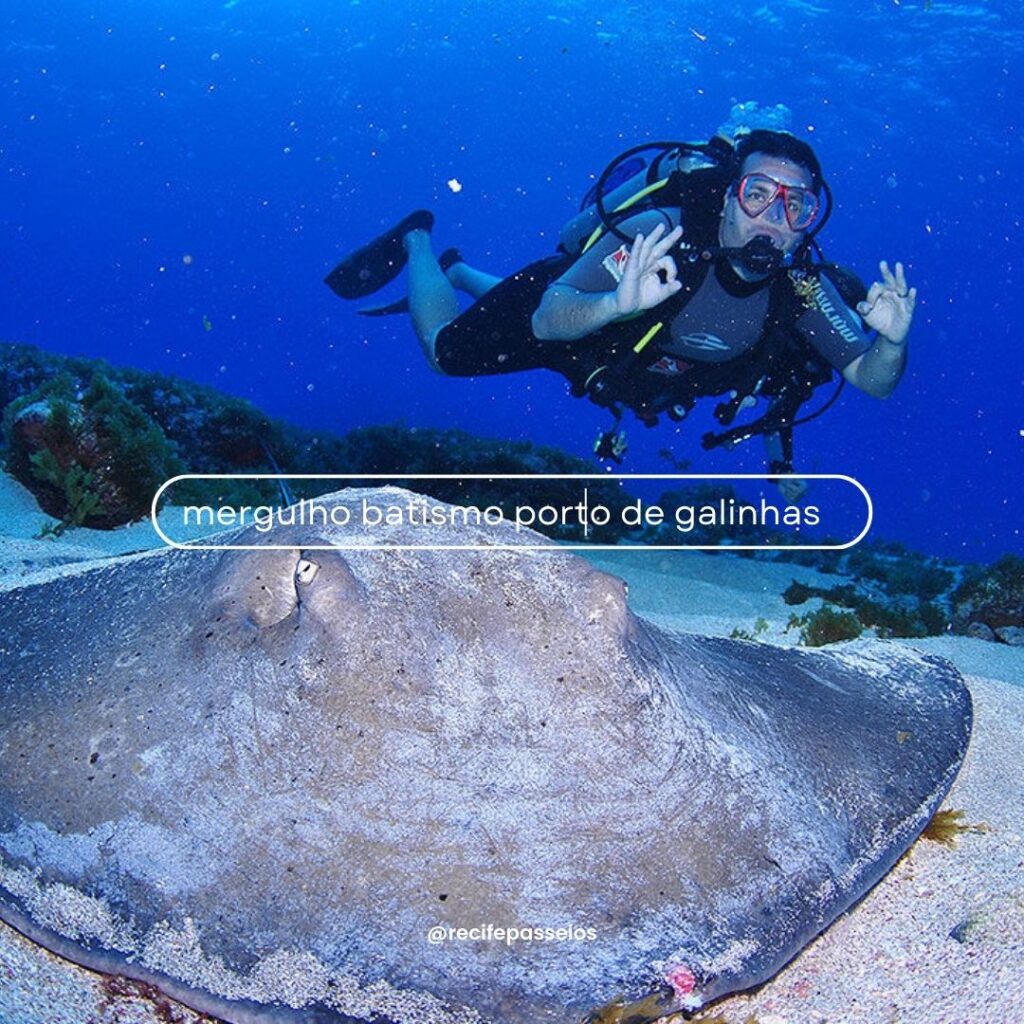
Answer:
[[608, 290, 633, 321], [880, 329, 908, 347]]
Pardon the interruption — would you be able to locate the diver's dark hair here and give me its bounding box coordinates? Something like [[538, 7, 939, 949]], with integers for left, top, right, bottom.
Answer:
[[733, 130, 823, 194]]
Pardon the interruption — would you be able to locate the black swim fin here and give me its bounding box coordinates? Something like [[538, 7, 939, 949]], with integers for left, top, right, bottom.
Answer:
[[354, 249, 465, 317], [324, 209, 434, 300], [438, 247, 464, 274], [357, 297, 409, 317]]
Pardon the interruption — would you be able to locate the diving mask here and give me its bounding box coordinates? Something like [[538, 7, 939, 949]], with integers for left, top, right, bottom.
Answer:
[[736, 173, 819, 231]]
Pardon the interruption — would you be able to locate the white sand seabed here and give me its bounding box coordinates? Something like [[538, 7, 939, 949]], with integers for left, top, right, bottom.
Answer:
[[0, 473, 1021, 1024]]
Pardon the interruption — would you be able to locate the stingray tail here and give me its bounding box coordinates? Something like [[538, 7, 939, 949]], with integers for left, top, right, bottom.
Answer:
[[258, 440, 296, 507]]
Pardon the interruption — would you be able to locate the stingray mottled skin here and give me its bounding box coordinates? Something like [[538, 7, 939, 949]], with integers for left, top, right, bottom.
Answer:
[[0, 489, 971, 1023]]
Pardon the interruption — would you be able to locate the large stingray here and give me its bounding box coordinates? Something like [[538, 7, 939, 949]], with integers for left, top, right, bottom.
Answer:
[[0, 488, 971, 1023]]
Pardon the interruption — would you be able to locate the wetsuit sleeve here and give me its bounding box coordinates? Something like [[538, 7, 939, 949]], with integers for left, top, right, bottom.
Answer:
[[793, 273, 873, 371], [552, 209, 681, 293]]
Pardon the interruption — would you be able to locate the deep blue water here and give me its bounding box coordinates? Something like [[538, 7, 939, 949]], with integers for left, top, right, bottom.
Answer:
[[2, 0, 1021, 561]]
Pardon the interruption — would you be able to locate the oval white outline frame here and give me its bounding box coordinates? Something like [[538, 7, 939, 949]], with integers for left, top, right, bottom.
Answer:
[[151, 473, 873, 552]]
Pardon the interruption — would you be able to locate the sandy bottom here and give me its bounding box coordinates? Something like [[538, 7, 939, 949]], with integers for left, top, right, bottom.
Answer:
[[0, 474, 1021, 1024]]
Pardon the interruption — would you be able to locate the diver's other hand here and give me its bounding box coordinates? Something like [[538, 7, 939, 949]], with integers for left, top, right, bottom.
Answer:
[[857, 260, 916, 345], [614, 224, 684, 316]]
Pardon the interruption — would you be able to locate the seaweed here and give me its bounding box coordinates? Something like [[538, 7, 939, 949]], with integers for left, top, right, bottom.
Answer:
[[583, 994, 758, 1024], [28, 451, 101, 535], [2, 370, 184, 528], [81, 373, 185, 520], [921, 808, 989, 847], [795, 605, 863, 647], [585, 991, 672, 1024], [782, 580, 950, 638], [730, 616, 770, 640]]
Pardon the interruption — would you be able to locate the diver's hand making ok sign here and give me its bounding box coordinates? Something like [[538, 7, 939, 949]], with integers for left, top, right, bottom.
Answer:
[[614, 223, 685, 317], [857, 260, 917, 345]]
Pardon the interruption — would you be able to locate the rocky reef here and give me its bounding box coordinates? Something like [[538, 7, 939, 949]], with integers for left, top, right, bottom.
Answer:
[[0, 342, 628, 540], [951, 555, 1024, 645]]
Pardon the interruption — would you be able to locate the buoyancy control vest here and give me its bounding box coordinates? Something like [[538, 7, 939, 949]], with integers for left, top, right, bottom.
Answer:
[[556, 138, 868, 465]]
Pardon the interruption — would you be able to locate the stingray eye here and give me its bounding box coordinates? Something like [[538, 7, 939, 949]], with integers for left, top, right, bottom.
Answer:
[[295, 558, 320, 586]]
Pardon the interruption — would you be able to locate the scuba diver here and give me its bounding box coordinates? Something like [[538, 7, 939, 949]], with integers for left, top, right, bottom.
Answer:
[[324, 129, 916, 497]]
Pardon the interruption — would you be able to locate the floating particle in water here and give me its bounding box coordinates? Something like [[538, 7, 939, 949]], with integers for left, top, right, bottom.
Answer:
[[202, 315, 213, 332], [211, 52, 221, 61], [886, 174, 898, 189], [447, 178, 462, 193], [182, 253, 193, 265], [218, 365, 227, 374], [689, 27, 707, 42], [306, 383, 315, 392]]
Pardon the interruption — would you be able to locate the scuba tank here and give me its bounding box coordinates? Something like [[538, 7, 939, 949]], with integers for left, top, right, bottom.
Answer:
[[558, 136, 736, 256]]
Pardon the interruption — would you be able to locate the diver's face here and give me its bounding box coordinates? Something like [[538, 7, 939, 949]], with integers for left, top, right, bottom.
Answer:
[[719, 152, 815, 262]]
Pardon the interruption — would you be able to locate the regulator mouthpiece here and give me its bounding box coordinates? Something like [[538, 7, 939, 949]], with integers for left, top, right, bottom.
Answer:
[[735, 235, 786, 276]]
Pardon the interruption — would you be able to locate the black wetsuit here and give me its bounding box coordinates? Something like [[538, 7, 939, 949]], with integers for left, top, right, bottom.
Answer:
[[435, 208, 872, 402]]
